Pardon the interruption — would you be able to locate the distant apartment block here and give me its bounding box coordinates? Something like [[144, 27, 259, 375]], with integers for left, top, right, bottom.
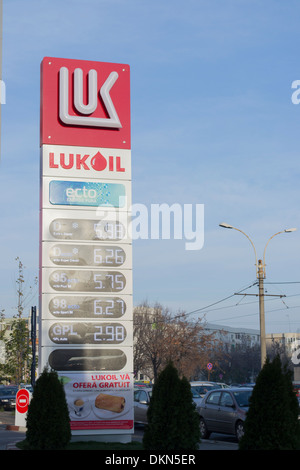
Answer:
[[202, 322, 260, 351]]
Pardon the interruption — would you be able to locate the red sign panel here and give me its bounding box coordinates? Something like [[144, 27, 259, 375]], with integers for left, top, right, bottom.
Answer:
[[40, 57, 131, 149], [16, 389, 30, 414]]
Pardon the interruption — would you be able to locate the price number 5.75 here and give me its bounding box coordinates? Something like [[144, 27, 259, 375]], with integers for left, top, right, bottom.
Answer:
[[94, 273, 125, 291]]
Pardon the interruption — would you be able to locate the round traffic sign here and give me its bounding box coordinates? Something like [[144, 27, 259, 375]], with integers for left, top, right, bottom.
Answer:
[[207, 362, 213, 371], [16, 389, 30, 414]]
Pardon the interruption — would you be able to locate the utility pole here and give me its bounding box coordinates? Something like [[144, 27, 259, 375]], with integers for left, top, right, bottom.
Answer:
[[31, 306, 36, 387], [258, 259, 266, 366]]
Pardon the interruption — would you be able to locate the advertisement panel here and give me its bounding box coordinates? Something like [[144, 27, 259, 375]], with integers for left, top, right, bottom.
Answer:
[[59, 373, 134, 432], [42, 178, 131, 210]]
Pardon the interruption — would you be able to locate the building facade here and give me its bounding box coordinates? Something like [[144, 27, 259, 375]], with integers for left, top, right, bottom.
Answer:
[[203, 322, 260, 351]]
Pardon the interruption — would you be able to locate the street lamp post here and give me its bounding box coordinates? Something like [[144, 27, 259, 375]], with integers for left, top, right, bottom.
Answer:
[[257, 259, 266, 367], [219, 223, 296, 368]]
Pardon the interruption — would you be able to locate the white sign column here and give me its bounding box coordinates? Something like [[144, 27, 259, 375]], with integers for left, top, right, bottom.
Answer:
[[39, 57, 133, 440]]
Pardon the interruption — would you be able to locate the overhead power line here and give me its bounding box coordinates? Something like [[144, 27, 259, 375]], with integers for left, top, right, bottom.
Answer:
[[180, 283, 257, 320], [181, 282, 300, 325], [136, 281, 300, 327]]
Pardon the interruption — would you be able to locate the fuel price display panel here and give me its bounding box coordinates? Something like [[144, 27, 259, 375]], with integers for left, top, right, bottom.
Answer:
[[42, 242, 132, 269], [39, 346, 133, 373], [41, 293, 132, 321], [42, 320, 132, 346], [42, 208, 131, 243], [42, 268, 132, 294]]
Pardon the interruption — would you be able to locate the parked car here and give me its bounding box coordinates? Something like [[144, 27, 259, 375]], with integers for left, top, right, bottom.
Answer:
[[0, 386, 18, 410], [134, 381, 152, 388], [197, 387, 253, 441], [134, 387, 152, 424], [190, 387, 203, 407], [134, 384, 203, 424]]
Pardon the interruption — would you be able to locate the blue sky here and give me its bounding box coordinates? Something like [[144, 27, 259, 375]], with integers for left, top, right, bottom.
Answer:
[[1, 0, 300, 333]]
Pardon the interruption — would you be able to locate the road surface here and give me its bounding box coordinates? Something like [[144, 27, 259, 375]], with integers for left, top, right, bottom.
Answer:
[[0, 412, 238, 450]]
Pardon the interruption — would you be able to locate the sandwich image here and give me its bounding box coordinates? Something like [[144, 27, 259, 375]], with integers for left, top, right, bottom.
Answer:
[[95, 393, 125, 413]]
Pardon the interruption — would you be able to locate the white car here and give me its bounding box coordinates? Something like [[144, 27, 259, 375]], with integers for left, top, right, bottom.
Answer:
[[190, 381, 221, 397]]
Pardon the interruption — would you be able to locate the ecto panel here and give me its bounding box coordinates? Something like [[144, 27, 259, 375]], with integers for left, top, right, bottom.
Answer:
[[41, 177, 132, 210]]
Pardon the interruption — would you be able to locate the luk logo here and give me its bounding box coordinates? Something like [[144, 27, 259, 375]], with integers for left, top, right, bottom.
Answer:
[[49, 151, 125, 173], [41, 58, 130, 148], [59, 66, 122, 129]]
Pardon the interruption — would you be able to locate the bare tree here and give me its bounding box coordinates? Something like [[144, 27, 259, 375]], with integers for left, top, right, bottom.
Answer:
[[133, 302, 218, 380]]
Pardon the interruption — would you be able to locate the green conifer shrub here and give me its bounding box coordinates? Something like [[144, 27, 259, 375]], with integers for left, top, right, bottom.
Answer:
[[143, 362, 200, 450], [239, 355, 300, 450], [25, 367, 71, 449]]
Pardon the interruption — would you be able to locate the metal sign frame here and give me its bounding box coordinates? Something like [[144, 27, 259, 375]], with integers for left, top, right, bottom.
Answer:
[[39, 57, 133, 438]]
